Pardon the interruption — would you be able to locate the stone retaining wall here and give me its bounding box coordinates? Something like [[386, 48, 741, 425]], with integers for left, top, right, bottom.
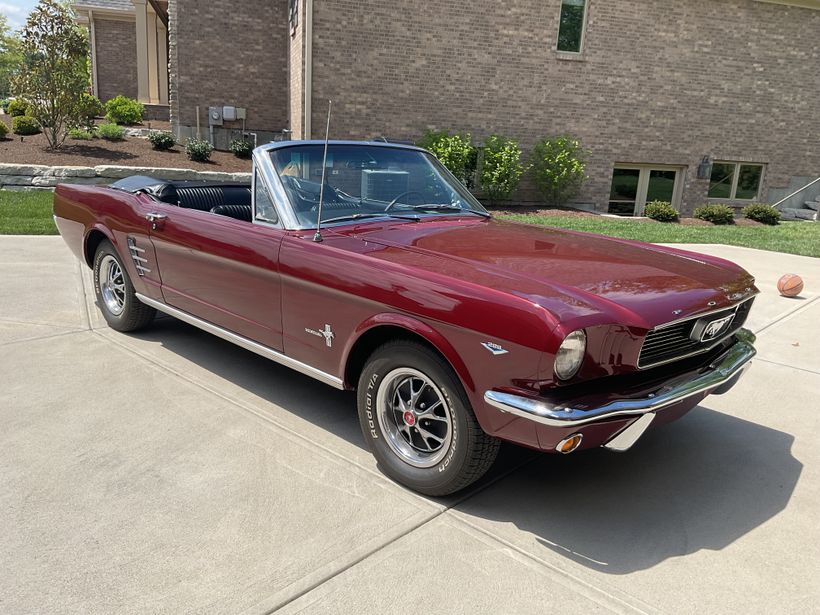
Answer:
[[0, 163, 251, 191]]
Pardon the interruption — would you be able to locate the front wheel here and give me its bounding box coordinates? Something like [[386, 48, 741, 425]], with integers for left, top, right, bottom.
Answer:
[[93, 239, 155, 332], [358, 341, 499, 496]]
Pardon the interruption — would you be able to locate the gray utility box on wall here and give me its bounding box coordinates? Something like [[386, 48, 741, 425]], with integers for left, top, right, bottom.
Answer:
[[208, 106, 223, 126]]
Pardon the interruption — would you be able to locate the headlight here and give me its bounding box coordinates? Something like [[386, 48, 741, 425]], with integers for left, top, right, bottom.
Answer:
[[554, 330, 586, 380]]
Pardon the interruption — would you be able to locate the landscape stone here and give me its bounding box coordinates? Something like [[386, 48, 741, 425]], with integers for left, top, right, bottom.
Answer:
[[32, 176, 102, 187], [39, 166, 98, 178], [0, 176, 33, 186], [0, 163, 51, 176]]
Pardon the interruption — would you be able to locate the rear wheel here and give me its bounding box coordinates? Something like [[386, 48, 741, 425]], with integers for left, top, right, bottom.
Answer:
[[93, 240, 155, 332], [358, 341, 499, 496]]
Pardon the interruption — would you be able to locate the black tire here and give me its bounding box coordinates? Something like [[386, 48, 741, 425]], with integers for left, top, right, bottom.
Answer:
[[93, 239, 155, 332], [358, 341, 499, 496]]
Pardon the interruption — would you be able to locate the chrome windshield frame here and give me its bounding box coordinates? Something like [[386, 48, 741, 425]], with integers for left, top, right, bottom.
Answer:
[[252, 140, 489, 231]]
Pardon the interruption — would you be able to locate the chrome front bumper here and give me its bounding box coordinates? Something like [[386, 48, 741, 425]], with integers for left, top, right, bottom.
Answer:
[[484, 332, 756, 430]]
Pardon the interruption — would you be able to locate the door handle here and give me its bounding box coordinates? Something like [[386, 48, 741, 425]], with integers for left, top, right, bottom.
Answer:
[[145, 212, 167, 230]]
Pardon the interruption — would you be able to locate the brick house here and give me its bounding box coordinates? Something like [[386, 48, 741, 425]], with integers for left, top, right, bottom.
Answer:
[[175, 1, 820, 213], [74, 0, 169, 120]]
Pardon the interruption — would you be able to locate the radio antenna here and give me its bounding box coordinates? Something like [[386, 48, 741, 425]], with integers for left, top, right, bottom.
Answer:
[[313, 99, 332, 243]]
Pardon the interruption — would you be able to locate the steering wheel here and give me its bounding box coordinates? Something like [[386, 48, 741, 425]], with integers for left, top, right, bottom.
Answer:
[[385, 191, 426, 211]]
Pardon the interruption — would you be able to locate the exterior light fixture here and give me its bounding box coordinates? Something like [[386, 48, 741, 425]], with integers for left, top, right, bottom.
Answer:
[[697, 156, 713, 180]]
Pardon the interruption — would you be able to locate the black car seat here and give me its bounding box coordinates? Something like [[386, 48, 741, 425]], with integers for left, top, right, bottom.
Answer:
[[210, 204, 252, 222]]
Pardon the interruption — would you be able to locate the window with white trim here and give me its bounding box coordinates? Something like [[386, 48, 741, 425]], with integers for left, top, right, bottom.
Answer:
[[708, 162, 763, 200], [557, 0, 587, 53]]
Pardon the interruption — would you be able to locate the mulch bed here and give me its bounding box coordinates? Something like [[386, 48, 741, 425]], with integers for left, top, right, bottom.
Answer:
[[0, 115, 251, 173], [489, 203, 764, 226], [487, 205, 599, 218]]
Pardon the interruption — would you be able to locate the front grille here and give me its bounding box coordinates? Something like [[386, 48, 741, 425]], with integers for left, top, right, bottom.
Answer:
[[638, 298, 753, 368]]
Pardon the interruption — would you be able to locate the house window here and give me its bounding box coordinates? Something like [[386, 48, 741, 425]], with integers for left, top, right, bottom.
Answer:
[[608, 165, 683, 216], [708, 162, 763, 200], [557, 0, 587, 53]]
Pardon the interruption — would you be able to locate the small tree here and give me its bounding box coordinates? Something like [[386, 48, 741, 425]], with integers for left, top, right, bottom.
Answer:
[[12, 0, 89, 148], [530, 136, 587, 207], [417, 130, 477, 187], [0, 15, 23, 98], [479, 135, 525, 204]]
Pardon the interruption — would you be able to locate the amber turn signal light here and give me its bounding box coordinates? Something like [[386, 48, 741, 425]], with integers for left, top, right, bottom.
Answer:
[[555, 433, 583, 454]]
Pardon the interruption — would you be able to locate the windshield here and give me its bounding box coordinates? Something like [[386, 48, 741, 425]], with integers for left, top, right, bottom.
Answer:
[[269, 144, 488, 227]]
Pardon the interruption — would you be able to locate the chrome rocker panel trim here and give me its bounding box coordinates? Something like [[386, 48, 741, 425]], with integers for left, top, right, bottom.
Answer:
[[135, 293, 344, 390], [484, 333, 756, 429]]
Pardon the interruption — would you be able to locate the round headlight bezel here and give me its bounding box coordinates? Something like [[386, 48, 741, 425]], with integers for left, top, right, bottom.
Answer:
[[554, 329, 587, 381]]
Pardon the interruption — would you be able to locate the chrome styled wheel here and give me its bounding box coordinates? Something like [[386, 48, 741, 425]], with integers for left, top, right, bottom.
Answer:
[[376, 367, 453, 468], [358, 341, 500, 496], [93, 240, 155, 332], [99, 254, 126, 316]]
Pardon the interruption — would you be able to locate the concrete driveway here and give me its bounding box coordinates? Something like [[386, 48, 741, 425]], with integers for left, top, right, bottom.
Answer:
[[1, 237, 817, 614]]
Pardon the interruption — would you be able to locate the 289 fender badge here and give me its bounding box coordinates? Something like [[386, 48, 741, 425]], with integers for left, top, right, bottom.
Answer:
[[481, 341, 508, 356], [305, 324, 335, 348]]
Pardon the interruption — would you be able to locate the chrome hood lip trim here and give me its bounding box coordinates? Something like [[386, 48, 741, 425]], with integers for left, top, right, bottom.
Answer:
[[484, 330, 756, 428]]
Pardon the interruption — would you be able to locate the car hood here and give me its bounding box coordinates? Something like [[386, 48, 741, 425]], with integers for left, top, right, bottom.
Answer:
[[341, 217, 757, 330]]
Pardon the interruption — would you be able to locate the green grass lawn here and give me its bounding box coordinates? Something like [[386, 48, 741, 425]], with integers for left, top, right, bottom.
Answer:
[[0, 190, 57, 235], [500, 214, 820, 258]]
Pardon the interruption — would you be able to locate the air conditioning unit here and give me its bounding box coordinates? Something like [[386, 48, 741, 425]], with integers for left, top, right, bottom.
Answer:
[[361, 170, 409, 202]]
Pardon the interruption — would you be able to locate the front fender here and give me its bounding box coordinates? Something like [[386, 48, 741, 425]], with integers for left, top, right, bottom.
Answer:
[[343, 312, 475, 392]]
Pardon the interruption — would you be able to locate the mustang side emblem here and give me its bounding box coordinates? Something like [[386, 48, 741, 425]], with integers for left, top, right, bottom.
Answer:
[[481, 342, 508, 356], [691, 314, 735, 342], [305, 324, 335, 348]]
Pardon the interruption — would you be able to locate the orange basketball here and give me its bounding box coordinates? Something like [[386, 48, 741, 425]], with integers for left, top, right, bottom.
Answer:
[[777, 274, 804, 297]]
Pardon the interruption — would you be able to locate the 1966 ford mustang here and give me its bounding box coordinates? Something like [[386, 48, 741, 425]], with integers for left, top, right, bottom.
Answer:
[[54, 140, 757, 495]]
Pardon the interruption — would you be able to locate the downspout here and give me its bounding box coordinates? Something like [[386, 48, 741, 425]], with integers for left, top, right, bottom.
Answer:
[[88, 10, 99, 98], [304, 0, 313, 139]]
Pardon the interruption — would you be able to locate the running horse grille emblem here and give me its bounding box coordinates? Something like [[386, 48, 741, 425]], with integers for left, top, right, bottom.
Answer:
[[692, 314, 735, 342]]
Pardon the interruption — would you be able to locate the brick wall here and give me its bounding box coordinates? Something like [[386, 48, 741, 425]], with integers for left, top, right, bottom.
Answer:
[[309, 0, 820, 213], [94, 18, 138, 102], [168, 0, 289, 143]]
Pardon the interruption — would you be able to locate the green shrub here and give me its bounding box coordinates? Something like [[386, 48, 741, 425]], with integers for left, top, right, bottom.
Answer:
[[530, 135, 587, 206], [742, 203, 780, 225], [694, 203, 735, 225], [7, 98, 28, 117], [12, 115, 40, 135], [229, 137, 253, 158], [644, 200, 679, 222], [76, 93, 104, 132], [104, 95, 143, 125], [417, 130, 477, 187], [0, 120, 7, 139], [97, 122, 125, 140], [479, 135, 525, 204], [148, 130, 176, 150], [68, 127, 93, 140], [0, 98, 11, 113], [185, 137, 213, 162]]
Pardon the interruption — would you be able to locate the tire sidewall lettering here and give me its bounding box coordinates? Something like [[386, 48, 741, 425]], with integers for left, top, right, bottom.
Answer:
[[365, 371, 379, 439]]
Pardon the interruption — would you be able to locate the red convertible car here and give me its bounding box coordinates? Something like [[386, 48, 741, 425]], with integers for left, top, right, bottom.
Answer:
[[54, 140, 757, 495]]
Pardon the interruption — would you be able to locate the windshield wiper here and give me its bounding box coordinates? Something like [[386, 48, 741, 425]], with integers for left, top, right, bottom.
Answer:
[[320, 212, 420, 225], [397, 204, 491, 218]]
